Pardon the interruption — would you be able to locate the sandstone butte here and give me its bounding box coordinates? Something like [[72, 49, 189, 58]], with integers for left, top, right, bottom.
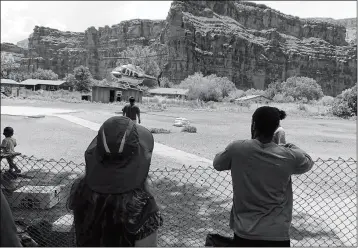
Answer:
[[1, 1, 356, 96]]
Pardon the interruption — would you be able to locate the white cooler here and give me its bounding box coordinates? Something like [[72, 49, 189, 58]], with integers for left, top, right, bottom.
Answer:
[[11, 185, 61, 209]]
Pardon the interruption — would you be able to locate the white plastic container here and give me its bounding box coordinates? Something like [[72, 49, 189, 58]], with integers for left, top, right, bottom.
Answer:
[[11, 185, 61, 209], [173, 117, 190, 127]]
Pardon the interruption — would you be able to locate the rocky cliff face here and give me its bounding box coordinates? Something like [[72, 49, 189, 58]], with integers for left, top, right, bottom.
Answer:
[[162, 0, 356, 96], [21, 20, 166, 79], [1, 1, 356, 96]]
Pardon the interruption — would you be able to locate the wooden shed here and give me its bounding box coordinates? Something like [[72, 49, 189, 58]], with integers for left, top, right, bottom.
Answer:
[[92, 85, 142, 103], [148, 88, 189, 99], [20, 79, 66, 91], [1, 79, 20, 97]]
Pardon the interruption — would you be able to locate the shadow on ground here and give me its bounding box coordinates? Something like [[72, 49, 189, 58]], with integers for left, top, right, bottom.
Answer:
[[1, 166, 81, 247], [149, 176, 233, 246]]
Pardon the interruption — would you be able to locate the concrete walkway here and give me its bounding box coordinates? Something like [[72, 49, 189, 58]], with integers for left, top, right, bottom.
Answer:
[[55, 114, 213, 167], [1, 106, 212, 167]]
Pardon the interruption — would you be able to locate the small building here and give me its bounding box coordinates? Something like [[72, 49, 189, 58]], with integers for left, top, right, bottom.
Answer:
[[148, 88, 189, 99], [1, 79, 20, 97], [234, 95, 272, 104], [20, 79, 66, 91], [92, 85, 143, 103]]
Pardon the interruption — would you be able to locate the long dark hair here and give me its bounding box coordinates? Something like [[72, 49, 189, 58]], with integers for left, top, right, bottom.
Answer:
[[67, 176, 153, 246]]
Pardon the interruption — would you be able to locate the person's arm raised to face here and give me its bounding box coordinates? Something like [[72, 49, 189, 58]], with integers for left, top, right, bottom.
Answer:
[[285, 143, 314, 174], [213, 142, 234, 171], [274, 129, 286, 145], [137, 107, 141, 124], [122, 105, 126, 117]]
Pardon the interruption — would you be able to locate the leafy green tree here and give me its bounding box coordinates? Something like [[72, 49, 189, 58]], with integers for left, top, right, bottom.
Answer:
[[116, 46, 160, 77], [179, 72, 236, 102], [73, 66, 93, 92], [30, 68, 58, 80], [281, 76, 324, 101], [332, 85, 357, 118], [1, 53, 20, 78]]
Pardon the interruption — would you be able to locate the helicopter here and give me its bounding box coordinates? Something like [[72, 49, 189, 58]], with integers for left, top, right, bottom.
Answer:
[[110, 64, 157, 81]]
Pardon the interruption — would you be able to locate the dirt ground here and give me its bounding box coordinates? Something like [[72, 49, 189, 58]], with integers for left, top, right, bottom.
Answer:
[[1, 98, 356, 246], [2, 98, 354, 161]]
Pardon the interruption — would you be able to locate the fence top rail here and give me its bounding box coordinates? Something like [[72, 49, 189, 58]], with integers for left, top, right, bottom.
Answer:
[[13, 155, 357, 173]]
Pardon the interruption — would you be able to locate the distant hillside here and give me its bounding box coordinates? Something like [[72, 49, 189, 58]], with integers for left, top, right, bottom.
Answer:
[[305, 18, 356, 44], [16, 38, 29, 49]]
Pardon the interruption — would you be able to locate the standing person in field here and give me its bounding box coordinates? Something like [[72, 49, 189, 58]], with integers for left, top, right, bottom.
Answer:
[[0, 127, 21, 174], [68, 116, 162, 247], [213, 106, 314, 247], [122, 96, 141, 124], [272, 108, 287, 145]]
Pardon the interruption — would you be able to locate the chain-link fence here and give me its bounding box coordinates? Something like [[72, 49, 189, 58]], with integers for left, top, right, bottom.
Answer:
[[1, 155, 356, 247]]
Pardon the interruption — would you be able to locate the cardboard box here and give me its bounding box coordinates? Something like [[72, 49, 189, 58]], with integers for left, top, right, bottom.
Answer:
[[11, 185, 61, 209]]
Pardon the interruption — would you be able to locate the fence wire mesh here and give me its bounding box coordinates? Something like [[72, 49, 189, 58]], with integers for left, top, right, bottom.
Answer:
[[0, 155, 356, 247]]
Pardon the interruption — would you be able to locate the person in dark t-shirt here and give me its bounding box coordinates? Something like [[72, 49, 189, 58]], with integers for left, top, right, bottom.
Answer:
[[122, 97, 141, 124]]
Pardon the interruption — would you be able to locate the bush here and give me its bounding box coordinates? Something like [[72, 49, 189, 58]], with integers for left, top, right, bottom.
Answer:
[[149, 128, 171, 134], [281, 76, 324, 101], [332, 85, 357, 118], [298, 103, 307, 111], [179, 72, 236, 102], [244, 88, 266, 97], [227, 89, 245, 101], [160, 77, 174, 88], [265, 81, 282, 99], [181, 125, 197, 133], [273, 94, 285, 103], [318, 96, 335, 106]]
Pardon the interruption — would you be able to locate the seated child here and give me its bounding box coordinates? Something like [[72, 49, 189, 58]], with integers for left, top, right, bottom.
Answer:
[[0, 127, 21, 174]]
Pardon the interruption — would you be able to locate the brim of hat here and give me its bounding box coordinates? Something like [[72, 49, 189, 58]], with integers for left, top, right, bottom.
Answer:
[[84, 124, 154, 194]]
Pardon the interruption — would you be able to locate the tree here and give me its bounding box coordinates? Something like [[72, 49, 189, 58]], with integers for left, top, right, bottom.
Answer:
[[281, 76, 324, 101], [331, 85, 357, 118], [160, 77, 174, 88], [116, 46, 160, 77], [30, 68, 58, 80], [73, 66, 93, 92], [1, 53, 20, 78], [179, 72, 236, 102]]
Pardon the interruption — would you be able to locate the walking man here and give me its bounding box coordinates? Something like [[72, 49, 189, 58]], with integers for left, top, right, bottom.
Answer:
[[213, 106, 314, 247], [122, 96, 141, 124]]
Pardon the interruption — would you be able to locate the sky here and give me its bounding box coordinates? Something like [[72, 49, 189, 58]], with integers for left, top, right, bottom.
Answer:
[[1, 1, 356, 44]]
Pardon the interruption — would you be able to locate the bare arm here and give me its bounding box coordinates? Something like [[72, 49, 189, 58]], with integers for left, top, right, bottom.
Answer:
[[276, 129, 286, 145], [135, 231, 157, 247], [137, 107, 141, 123], [122, 106, 126, 117], [285, 143, 314, 174], [213, 143, 233, 171]]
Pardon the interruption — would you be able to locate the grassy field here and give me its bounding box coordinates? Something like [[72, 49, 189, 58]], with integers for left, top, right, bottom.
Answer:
[[1, 98, 356, 246]]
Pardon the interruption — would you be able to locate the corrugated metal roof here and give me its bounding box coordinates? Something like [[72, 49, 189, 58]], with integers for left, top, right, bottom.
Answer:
[[0, 79, 20, 85], [148, 88, 189, 95], [92, 85, 142, 91], [235, 95, 271, 101], [20, 79, 66, 86]]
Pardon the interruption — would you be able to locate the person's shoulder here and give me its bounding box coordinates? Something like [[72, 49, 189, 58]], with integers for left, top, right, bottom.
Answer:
[[227, 139, 250, 149]]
